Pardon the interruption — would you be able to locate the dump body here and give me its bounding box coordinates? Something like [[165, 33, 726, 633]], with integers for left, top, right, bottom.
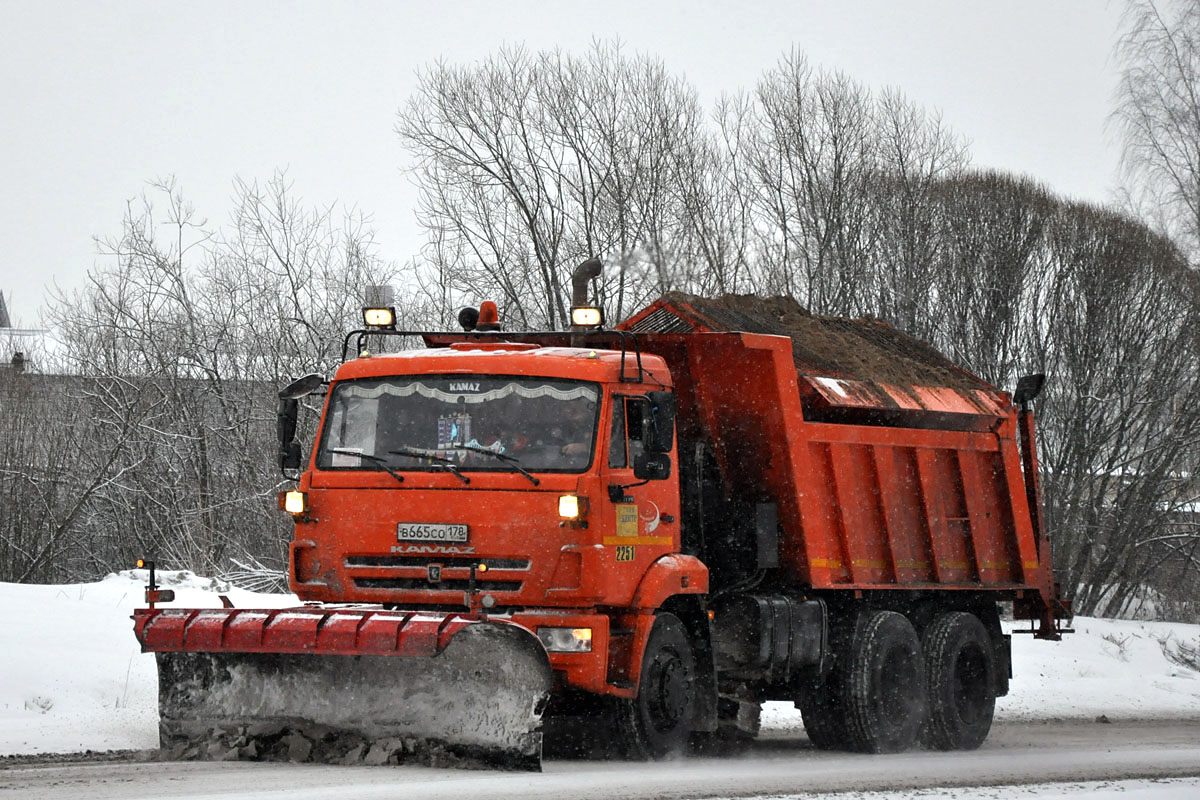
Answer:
[[619, 294, 1061, 628]]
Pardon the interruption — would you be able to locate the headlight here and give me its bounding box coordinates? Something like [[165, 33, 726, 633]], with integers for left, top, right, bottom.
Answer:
[[570, 306, 604, 327], [362, 307, 396, 328], [559, 495, 580, 519], [538, 627, 593, 653]]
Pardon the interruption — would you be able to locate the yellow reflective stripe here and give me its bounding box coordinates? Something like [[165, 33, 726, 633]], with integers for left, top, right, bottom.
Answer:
[[602, 536, 673, 546]]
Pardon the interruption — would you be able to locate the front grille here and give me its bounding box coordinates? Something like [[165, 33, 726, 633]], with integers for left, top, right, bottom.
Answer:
[[345, 553, 527, 594], [354, 578, 521, 592], [345, 555, 530, 570]]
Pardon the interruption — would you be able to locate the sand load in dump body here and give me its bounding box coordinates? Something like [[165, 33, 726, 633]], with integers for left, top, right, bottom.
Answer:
[[619, 293, 1065, 635]]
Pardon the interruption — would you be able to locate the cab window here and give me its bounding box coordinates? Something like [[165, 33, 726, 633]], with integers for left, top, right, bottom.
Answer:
[[608, 396, 646, 469]]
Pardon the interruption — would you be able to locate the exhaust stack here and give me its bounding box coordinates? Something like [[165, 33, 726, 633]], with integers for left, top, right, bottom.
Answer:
[[570, 259, 602, 332]]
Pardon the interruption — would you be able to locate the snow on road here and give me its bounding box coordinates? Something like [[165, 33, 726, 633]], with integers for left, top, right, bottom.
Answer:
[[742, 778, 1200, 799], [2, 572, 1199, 755], [0, 572, 1198, 800]]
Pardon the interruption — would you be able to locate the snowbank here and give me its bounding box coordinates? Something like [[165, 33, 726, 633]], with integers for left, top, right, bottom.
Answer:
[[1, 573, 1198, 756], [0, 571, 296, 755]]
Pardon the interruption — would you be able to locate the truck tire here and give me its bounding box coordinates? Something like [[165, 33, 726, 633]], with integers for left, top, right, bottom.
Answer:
[[620, 612, 697, 759], [921, 611, 996, 750], [796, 668, 850, 750], [843, 610, 926, 753]]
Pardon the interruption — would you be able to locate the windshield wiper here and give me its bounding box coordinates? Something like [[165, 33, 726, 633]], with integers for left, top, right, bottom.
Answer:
[[456, 444, 540, 486], [388, 447, 470, 485], [327, 449, 405, 485]]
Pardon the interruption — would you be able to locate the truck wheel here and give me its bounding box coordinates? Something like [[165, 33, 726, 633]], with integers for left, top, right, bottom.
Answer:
[[620, 612, 697, 759], [843, 610, 927, 753], [796, 668, 850, 750], [921, 612, 995, 750]]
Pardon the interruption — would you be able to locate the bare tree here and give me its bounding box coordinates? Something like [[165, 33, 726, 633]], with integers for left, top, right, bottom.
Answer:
[[868, 90, 970, 336], [398, 41, 714, 327], [1036, 203, 1200, 617], [725, 53, 970, 320], [925, 171, 1055, 384], [19, 177, 398, 582], [1113, 0, 1200, 263], [729, 52, 880, 313]]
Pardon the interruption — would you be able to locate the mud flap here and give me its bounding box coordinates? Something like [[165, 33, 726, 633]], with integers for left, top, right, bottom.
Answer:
[[157, 623, 553, 770]]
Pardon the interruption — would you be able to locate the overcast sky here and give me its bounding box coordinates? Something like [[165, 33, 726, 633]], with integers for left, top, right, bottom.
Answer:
[[0, 0, 1125, 326]]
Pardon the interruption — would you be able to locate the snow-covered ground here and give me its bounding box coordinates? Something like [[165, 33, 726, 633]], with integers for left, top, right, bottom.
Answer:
[[3, 571, 1198, 757], [0, 570, 297, 755]]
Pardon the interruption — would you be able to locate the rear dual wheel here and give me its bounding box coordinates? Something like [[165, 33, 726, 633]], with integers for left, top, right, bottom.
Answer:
[[798, 610, 926, 753], [799, 609, 997, 754], [842, 610, 927, 753], [921, 612, 996, 751]]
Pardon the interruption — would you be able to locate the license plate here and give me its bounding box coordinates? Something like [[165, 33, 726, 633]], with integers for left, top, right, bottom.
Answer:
[[396, 522, 468, 543]]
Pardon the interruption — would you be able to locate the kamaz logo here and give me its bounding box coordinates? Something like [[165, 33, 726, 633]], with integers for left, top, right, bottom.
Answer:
[[390, 544, 476, 555], [449, 382, 480, 392]]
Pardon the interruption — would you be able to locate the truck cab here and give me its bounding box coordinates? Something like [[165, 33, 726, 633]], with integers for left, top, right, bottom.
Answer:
[[283, 337, 708, 702]]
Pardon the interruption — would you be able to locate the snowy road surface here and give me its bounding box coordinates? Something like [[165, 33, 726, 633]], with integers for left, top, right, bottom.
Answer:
[[3, 574, 1199, 797], [3, 720, 1198, 800]]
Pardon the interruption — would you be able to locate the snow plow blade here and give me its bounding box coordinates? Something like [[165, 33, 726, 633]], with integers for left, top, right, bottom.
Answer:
[[135, 608, 553, 770]]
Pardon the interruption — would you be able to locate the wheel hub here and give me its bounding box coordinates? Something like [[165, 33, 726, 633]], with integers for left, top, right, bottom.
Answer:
[[648, 650, 689, 726]]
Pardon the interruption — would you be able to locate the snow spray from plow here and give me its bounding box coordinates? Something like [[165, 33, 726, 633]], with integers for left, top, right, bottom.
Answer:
[[136, 608, 553, 769]]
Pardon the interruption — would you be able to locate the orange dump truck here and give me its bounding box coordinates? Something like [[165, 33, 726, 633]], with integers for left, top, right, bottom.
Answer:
[[133, 260, 1069, 768]]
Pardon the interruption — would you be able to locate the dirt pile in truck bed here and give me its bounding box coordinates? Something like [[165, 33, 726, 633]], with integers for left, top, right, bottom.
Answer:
[[641, 293, 993, 391]]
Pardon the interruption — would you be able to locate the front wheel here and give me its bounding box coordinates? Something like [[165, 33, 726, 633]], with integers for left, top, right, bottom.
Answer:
[[619, 612, 697, 759]]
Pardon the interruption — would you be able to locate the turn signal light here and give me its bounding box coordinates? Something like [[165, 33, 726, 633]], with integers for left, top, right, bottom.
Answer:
[[283, 490, 307, 514], [558, 494, 589, 519]]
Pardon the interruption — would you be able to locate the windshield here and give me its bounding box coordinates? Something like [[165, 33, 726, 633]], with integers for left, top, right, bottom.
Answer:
[[317, 375, 600, 473]]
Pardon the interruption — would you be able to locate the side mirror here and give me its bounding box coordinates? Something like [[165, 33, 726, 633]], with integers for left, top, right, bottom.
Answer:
[[1013, 374, 1046, 408], [281, 440, 302, 472], [278, 398, 301, 472], [634, 452, 672, 481], [642, 391, 676, 453], [279, 373, 324, 400]]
